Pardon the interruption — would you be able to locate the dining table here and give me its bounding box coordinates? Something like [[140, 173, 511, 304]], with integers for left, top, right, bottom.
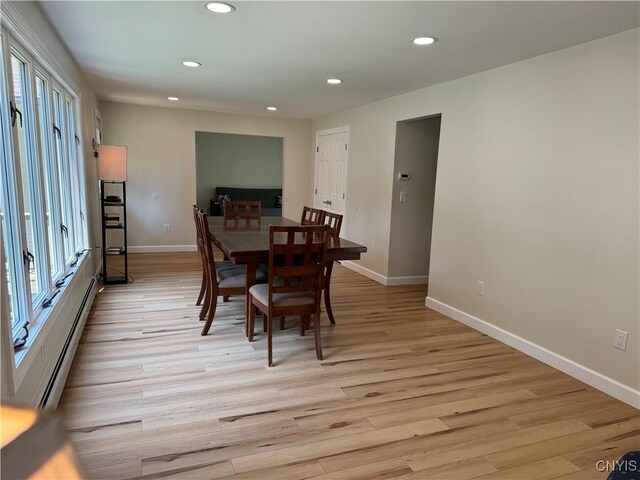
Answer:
[[207, 216, 367, 333]]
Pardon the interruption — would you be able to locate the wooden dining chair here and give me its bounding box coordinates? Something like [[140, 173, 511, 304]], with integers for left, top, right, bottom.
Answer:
[[223, 200, 262, 228], [320, 211, 343, 325], [275, 206, 326, 331], [248, 225, 329, 366], [321, 211, 343, 237], [276, 204, 323, 331], [284, 209, 343, 328], [195, 210, 265, 336], [300, 206, 324, 225], [192, 205, 206, 307]]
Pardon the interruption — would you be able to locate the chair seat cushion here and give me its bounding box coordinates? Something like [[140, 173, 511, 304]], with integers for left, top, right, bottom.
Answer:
[[216, 262, 266, 289], [249, 283, 315, 307]]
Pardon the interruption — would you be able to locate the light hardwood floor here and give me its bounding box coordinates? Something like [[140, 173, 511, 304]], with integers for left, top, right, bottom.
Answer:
[[59, 252, 639, 479]]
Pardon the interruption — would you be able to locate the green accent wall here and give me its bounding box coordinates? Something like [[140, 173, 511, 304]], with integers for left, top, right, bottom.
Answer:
[[195, 131, 283, 211]]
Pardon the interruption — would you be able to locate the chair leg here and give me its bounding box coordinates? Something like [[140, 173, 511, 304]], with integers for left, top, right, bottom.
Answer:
[[300, 315, 309, 336], [223, 296, 230, 303], [313, 311, 323, 360], [263, 314, 268, 333], [248, 298, 256, 342], [324, 262, 336, 325], [196, 270, 206, 306], [267, 314, 273, 367], [201, 294, 217, 335], [279, 316, 286, 330], [199, 275, 211, 320]]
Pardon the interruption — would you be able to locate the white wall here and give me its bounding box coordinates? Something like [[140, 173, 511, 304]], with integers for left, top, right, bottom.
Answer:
[[1, 1, 101, 406], [313, 29, 639, 400], [100, 101, 313, 251]]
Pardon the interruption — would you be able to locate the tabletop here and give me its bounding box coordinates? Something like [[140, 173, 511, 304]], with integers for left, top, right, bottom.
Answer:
[[207, 216, 367, 264]]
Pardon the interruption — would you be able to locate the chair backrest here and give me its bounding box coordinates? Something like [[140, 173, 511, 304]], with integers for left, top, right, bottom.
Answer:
[[321, 211, 343, 237], [195, 210, 219, 294], [300, 206, 324, 225], [192, 205, 202, 251], [268, 225, 328, 301], [223, 200, 262, 228]]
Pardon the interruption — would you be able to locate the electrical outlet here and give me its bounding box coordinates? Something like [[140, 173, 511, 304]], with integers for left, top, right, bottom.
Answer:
[[614, 329, 628, 351], [163, 224, 170, 233], [476, 280, 485, 296]]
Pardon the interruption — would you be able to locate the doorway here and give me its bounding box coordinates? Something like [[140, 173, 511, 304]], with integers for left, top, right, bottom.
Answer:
[[387, 115, 441, 283], [195, 132, 283, 214]]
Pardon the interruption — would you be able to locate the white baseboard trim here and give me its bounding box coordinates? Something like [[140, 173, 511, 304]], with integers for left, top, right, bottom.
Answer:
[[341, 261, 428, 286], [425, 296, 640, 408], [128, 245, 197, 253], [387, 275, 429, 286], [341, 261, 387, 284], [45, 277, 97, 409]]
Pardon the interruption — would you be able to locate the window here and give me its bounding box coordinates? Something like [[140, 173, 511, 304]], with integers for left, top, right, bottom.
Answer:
[[1, 72, 19, 333], [1, 193, 15, 326], [0, 29, 88, 353], [0, 35, 29, 341], [52, 87, 75, 266], [10, 51, 46, 302], [35, 73, 63, 281], [65, 96, 84, 255]]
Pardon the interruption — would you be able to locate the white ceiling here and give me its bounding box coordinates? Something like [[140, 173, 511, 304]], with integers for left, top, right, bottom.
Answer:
[[39, 1, 639, 119]]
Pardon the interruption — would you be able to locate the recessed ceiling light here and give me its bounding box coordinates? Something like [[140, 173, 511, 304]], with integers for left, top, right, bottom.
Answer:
[[412, 36, 437, 46], [182, 61, 201, 68], [205, 2, 235, 13], [326, 78, 342, 85], [266, 106, 278, 111], [168, 96, 179, 101]]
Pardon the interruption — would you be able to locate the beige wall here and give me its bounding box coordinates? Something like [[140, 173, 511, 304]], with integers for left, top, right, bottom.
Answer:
[[314, 29, 639, 393], [100, 102, 312, 249], [388, 116, 440, 279]]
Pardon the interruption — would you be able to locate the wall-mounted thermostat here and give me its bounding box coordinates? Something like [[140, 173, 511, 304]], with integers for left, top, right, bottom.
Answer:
[[398, 172, 410, 180]]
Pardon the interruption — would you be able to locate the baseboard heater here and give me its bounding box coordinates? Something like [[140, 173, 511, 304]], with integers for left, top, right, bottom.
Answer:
[[39, 277, 97, 409]]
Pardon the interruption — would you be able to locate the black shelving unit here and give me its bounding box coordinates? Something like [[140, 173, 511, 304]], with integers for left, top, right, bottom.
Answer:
[[100, 180, 128, 284]]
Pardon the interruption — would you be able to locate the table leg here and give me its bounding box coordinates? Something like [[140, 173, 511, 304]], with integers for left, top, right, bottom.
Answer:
[[324, 262, 336, 325], [245, 264, 257, 337]]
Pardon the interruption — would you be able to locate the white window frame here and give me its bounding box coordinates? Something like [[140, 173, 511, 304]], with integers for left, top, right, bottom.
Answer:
[[34, 67, 65, 284], [0, 22, 89, 374], [64, 94, 83, 255], [3, 35, 48, 322], [0, 32, 30, 343], [50, 84, 73, 267]]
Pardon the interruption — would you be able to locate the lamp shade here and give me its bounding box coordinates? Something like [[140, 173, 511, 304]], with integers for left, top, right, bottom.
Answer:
[[97, 144, 127, 181]]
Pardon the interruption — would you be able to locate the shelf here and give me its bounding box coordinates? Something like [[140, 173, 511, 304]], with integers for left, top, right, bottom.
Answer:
[[101, 180, 128, 285]]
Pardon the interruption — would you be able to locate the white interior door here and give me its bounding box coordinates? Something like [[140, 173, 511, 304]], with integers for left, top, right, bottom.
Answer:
[[314, 128, 348, 216]]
